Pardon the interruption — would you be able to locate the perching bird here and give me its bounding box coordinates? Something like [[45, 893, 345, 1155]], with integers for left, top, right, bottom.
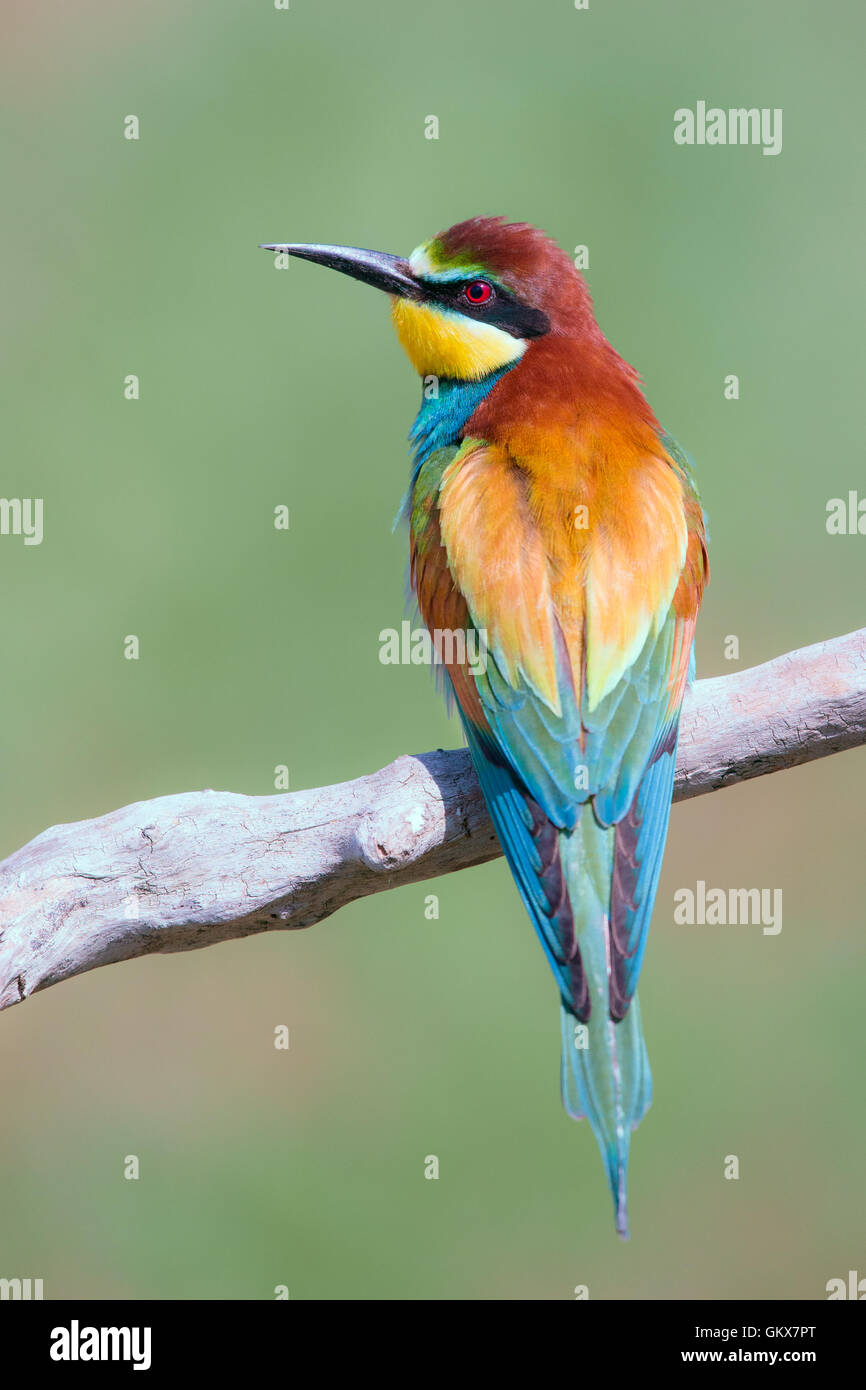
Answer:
[[261, 218, 708, 1236]]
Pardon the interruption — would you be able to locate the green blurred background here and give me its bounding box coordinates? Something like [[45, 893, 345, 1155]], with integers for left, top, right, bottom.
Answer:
[[2, 0, 864, 1299]]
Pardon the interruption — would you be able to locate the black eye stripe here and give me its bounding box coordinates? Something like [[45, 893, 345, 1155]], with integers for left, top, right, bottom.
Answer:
[[419, 278, 550, 340]]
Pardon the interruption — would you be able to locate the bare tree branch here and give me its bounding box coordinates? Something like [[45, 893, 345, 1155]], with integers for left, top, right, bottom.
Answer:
[[1, 627, 864, 1012]]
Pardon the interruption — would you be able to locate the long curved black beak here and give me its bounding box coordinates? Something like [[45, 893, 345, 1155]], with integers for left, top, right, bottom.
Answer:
[[259, 242, 422, 300]]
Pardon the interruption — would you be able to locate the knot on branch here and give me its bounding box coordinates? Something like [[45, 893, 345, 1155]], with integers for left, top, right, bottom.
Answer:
[[354, 802, 436, 873]]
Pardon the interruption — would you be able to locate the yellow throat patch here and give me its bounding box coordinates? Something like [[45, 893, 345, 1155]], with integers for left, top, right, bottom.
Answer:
[[390, 297, 525, 381]]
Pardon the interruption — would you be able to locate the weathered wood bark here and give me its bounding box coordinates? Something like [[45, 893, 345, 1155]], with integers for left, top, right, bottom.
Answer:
[[1, 627, 864, 1013]]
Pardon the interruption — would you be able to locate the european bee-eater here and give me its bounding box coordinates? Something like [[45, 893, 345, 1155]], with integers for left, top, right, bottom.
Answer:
[[261, 218, 708, 1236]]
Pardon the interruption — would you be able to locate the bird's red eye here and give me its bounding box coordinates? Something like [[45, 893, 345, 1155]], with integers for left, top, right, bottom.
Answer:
[[463, 279, 494, 305]]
